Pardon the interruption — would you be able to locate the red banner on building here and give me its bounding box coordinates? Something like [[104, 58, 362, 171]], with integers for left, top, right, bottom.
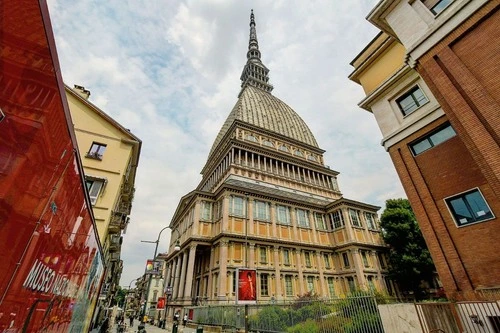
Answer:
[[237, 268, 257, 304], [157, 297, 166, 309]]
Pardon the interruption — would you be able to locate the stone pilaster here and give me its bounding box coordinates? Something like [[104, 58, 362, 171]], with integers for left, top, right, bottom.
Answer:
[[183, 244, 197, 300]]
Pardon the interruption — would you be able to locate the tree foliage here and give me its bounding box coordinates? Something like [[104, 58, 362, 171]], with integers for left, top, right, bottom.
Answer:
[[380, 198, 436, 299]]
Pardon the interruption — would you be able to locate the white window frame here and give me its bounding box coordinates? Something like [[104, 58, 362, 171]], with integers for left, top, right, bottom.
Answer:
[[254, 200, 270, 221], [296, 209, 310, 228], [364, 212, 377, 230], [314, 213, 327, 230], [85, 177, 106, 205], [330, 210, 344, 229], [395, 85, 429, 116], [445, 188, 494, 227], [201, 201, 212, 221], [276, 205, 291, 225], [229, 195, 246, 217], [349, 209, 362, 227]]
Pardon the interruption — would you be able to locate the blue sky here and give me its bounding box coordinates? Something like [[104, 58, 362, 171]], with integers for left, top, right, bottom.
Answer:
[[47, 0, 406, 287]]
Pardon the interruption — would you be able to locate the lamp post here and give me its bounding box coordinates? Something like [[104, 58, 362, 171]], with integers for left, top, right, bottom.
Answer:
[[140, 226, 169, 323], [165, 228, 181, 329]]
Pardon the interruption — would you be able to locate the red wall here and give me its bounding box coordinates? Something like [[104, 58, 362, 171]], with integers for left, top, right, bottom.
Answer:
[[0, 1, 104, 331]]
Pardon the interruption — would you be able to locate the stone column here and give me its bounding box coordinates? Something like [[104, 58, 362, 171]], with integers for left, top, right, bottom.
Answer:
[[270, 203, 277, 239], [218, 241, 229, 301], [351, 249, 367, 290], [343, 209, 356, 241], [295, 249, 305, 295], [309, 210, 318, 244], [273, 246, 282, 300], [183, 244, 197, 301], [192, 201, 200, 235], [178, 249, 189, 300], [372, 251, 383, 291], [291, 208, 298, 240], [222, 196, 229, 232], [249, 243, 256, 268], [173, 256, 182, 300], [316, 251, 325, 295], [207, 247, 215, 299]]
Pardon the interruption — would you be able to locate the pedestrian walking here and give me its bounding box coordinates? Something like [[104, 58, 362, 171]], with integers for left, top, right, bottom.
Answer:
[[129, 315, 134, 327], [183, 314, 188, 326]]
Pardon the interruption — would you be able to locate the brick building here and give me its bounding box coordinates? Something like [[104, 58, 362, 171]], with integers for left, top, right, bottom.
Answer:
[[350, 0, 499, 300]]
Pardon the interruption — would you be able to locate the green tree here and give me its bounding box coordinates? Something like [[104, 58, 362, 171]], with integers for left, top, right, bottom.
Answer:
[[114, 286, 127, 308], [380, 198, 436, 300]]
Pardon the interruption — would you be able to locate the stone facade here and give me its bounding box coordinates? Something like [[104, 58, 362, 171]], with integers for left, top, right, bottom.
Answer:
[[163, 11, 393, 317]]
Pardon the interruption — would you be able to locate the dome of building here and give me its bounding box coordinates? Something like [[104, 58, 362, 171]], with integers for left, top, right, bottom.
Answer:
[[208, 86, 319, 157]]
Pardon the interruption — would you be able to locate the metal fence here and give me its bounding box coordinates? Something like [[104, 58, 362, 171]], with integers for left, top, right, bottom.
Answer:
[[186, 295, 385, 333], [416, 301, 500, 333]]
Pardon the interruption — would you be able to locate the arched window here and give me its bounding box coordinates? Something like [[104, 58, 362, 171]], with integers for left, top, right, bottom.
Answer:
[[245, 134, 258, 142]]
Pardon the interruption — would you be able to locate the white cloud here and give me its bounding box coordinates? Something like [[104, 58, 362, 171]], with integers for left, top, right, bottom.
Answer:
[[47, 0, 406, 287]]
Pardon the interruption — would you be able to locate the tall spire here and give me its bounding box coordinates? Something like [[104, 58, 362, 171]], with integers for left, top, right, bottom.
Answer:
[[239, 9, 273, 95]]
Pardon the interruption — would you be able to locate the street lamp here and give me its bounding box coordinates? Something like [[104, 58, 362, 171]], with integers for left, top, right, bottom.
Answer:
[[140, 226, 169, 323]]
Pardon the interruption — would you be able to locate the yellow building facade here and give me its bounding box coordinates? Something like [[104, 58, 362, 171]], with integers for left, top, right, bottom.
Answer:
[[66, 85, 141, 313], [163, 12, 393, 317]]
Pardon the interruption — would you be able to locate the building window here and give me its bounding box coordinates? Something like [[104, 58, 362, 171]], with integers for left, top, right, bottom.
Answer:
[[201, 201, 212, 221], [342, 252, 350, 268], [349, 209, 361, 227], [213, 200, 222, 220], [314, 213, 327, 230], [364, 212, 377, 230], [254, 200, 270, 221], [330, 210, 345, 229], [304, 252, 312, 267], [396, 85, 428, 116], [296, 209, 310, 228], [324, 254, 331, 269], [308, 155, 317, 162], [245, 134, 258, 142], [307, 276, 315, 292], [260, 274, 269, 296], [347, 277, 356, 292], [263, 140, 274, 148], [378, 253, 387, 269], [85, 177, 105, 205], [283, 249, 291, 266], [276, 205, 291, 225], [259, 247, 267, 264], [230, 195, 246, 217], [294, 150, 304, 157], [422, 0, 453, 15], [367, 276, 375, 291], [232, 271, 236, 294], [86, 142, 107, 160], [445, 189, 494, 227], [327, 277, 335, 298], [279, 145, 289, 152], [410, 123, 456, 155], [361, 251, 369, 268], [285, 276, 293, 296]]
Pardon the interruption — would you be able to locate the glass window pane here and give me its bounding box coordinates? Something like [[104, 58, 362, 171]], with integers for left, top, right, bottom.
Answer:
[[413, 88, 428, 106], [412, 139, 433, 155], [465, 191, 492, 219], [399, 95, 418, 114], [449, 197, 473, 225], [429, 125, 456, 146]]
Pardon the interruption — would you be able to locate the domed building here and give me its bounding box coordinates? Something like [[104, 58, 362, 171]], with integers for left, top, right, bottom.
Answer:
[[162, 11, 392, 316]]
